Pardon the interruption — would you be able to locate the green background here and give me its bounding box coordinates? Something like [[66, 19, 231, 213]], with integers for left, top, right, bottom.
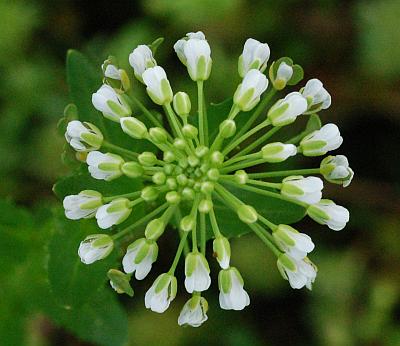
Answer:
[[0, 0, 399, 345]]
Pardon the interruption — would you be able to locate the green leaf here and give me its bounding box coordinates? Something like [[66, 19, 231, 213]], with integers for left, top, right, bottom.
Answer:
[[304, 113, 322, 134], [47, 212, 117, 309]]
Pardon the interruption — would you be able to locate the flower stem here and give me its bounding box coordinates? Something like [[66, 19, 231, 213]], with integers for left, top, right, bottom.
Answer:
[[103, 191, 141, 203], [168, 230, 189, 274], [197, 80, 206, 146], [112, 202, 169, 240], [223, 152, 261, 167], [247, 168, 321, 179], [247, 223, 281, 257], [175, 207, 189, 256], [220, 157, 271, 173], [209, 207, 221, 238], [200, 212, 206, 255], [102, 141, 138, 160], [128, 92, 164, 129], [247, 179, 282, 190]]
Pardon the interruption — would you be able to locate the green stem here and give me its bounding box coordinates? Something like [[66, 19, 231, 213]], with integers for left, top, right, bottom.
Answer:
[[222, 119, 270, 156], [175, 207, 189, 256], [128, 197, 144, 208], [247, 223, 281, 257], [229, 88, 277, 144], [223, 152, 261, 167], [191, 195, 201, 250], [247, 179, 282, 190], [112, 202, 169, 240], [103, 191, 141, 203], [197, 80, 205, 146], [209, 207, 221, 238], [247, 168, 321, 179], [220, 157, 271, 173], [257, 214, 277, 231], [200, 212, 206, 255], [168, 231, 189, 274], [129, 92, 163, 128], [102, 141, 138, 160], [230, 126, 281, 159]]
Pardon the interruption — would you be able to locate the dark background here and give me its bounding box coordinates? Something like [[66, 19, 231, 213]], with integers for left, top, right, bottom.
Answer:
[[0, 0, 399, 345]]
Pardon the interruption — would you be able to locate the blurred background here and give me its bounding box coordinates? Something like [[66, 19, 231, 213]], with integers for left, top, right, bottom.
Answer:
[[0, 0, 399, 345]]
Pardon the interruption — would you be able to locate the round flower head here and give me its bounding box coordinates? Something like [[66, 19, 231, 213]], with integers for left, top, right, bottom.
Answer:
[[129, 45, 156, 82], [300, 123, 343, 156], [92, 84, 131, 122], [218, 267, 250, 311], [65, 121, 103, 152], [268, 92, 308, 126], [178, 296, 208, 327], [301, 78, 331, 113], [78, 234, 114, 265], [238, 38, 270, 77], [307, 199, 349, 231], [277, 254, 317, 290], [63, 190, 103, 220], [233, 69, 268, 111]]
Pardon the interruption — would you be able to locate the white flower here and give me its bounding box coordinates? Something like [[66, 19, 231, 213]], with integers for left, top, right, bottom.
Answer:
[[65, 120, 103, 152], [142, 66, 173, 105], [274, 62, 293, 89], [300, 123, 343, 156], [178, 296, 208, 327], [277, 254, 317, 290], [307, 199, 350, 231], [120, 117, 148, 139], [122, 238, 158, 280], [145, 273, 177, 313], [184, 252, 211, 293], [129, 45, 156, 82], [63, 190, 103, 220], [238, 38, 270, 78], [86, 151, 124, 181], [233, 69, 268, 111], [174, 31, 212, 81], [267, 92, 308, 126], [95, 198, 132, 229], [320, 155, 354, 187], [301, 78, 331, 113], [261, 142, 297, 162], [218, 267, 250, 310], [273, 224, 315, 260], [78, 234, 114, 264], [213, 236, 231, 269], [103, 64, 121, 80], [92, 85, 131, 122], [281, 175, 324, 204]]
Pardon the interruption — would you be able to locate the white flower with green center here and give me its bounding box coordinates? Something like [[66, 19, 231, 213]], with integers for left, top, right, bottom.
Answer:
[[178, 296, 208, 327], [129, 45, 156, 82], [307, 199, 350, 231], [145, 273, 177, 313], [92, 84, 131, 122], [238, 38, 270, 77], [63, 190, 103, 220], [218, 267, 250, 310], [65, 120, 103, 152], [300, 123, 343, 156], [59, 30, 353, 326], [277, 253, 317, 290], [122, 238, 158, 280], [78, 234, 114, 264]]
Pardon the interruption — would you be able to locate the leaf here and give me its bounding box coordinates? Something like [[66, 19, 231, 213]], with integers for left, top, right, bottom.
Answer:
[[47, 212, 117, 309]]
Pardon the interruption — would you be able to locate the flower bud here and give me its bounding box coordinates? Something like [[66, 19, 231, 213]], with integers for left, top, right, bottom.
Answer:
[[92, 85, 131, 122], [141, 186, 159, 202], [182, 124, 198, 139], [267, 92, 308, 126], [178, 296, 208, 327], [218, 267, 250, 310], [95, 198, 132, 229], [207, 168, 220, 181], [210, 151, 224, 166], [182, 187, 195, 200], [277, 254, 317, 290], [145, 219, 166, 240], [149, 127, 168, 143], [238, 38, 270, 78], [219, 120, 236, 138], [237, 204, 258, 224], [261, 142, 297, 162], [320, 155, 354, 187], [173, 92, 191, 116], [176, 173, 188, 186], [78, 234, 114, 264], [234, 170, 248, 184], [173, 138, 186, 150], [65, 121, 103, 152], [86, 151, 124, 181], [213, 236, 231, 269], [129, 45, 156, 82], [273, 62, 293, 90], [152, 171, 167, 185], [185, 252, 211, 293], [142, 66, 173, 105], [120, 117, 148, 139], [166, 177, 178, 190], [145, 273, 177, 313], [122, 238, 158, 279], [281, 176, 323, 204], [307, 199, 349, 231], [301, 78, 331, 113], [233, 69, 268, 111], [300, 124, 343, 156], [163, 150, 176, 163], [108, 269, 134, 296], [121, 161, 144, 178], [63, 190, 103, 220], [174, 32, 212, 81], [269, 57, 303, 90], [199, 199, 213, 213], [166, 191, 181, 204], [138, 152, 157, 166], [180, 215, 195, 231]]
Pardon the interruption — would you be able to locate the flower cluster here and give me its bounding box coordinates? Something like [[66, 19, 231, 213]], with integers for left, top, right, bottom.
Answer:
[[62, 31, 353, 327]]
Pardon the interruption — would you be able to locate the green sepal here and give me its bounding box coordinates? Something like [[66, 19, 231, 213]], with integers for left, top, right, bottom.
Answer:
[[107, 269, 134, 297], [149, 37, 164, 55]]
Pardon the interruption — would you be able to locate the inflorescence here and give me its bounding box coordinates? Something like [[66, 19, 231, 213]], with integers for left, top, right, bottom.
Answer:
[[62, 31, 353, 327]]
